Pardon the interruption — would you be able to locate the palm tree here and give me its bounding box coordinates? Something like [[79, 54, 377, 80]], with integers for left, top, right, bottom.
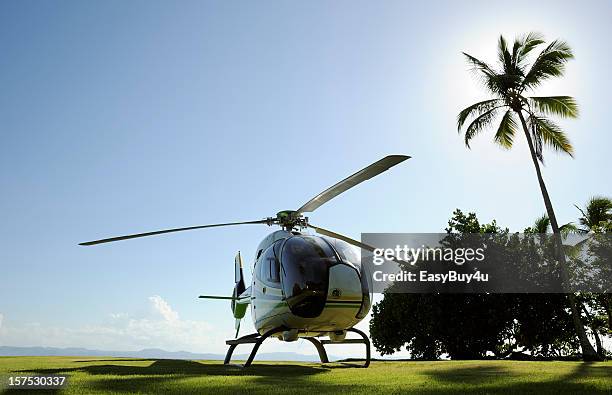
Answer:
[[529, 208, 610, 357], [575, 196, 612, 347], [533, 214, 551, 234], [525, 214, 577, 235], [575, 196, 612, 232], [457, 33, 600, 360]]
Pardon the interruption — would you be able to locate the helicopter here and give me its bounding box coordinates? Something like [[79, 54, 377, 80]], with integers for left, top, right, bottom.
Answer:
[[79, 155, 410, 367]]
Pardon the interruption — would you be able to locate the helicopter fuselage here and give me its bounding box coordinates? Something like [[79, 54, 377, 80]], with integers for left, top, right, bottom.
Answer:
[[248, 230, 371, 341]]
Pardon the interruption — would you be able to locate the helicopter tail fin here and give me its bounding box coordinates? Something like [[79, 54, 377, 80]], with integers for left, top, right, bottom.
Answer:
[[200, 251, 251, 338], [235, 318, 241, 338], [234, 251, 245, 293]]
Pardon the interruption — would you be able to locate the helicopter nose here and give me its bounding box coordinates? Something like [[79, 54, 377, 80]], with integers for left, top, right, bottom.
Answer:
[[326, 263, 363, 310]]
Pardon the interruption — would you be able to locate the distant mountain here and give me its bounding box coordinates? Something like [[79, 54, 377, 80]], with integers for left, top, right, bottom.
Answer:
[[0, 346, 333, 362]]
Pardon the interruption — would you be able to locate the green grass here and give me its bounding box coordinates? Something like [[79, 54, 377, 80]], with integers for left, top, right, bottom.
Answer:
[[1, 357, 611, 394]]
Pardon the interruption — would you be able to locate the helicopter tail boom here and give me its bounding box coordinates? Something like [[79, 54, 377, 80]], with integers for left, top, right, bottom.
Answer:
[[198, 295, 237, 300]]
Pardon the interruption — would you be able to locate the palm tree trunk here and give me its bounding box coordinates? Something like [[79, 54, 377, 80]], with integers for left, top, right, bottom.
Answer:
[[582, 304, 606, 358], [593, 331, 604, 357], [598, 294, 612, 330], [515, 110, 600, 361]]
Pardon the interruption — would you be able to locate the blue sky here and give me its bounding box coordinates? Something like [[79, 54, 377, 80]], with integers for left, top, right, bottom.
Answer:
[[1, 0, 610, 357]]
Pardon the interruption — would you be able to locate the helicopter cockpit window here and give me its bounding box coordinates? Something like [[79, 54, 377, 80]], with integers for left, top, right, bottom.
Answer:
[[258, 243, 281, 286], [325, 238, 361, 270], [280, 236, 338, 318]]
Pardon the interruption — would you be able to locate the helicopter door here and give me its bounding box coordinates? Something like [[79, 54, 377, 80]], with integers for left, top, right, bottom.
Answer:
[[280, 236, 338, 318], [252, 244, 281, 325]]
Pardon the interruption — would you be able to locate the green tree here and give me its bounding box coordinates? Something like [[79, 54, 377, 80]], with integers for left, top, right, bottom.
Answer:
[[370, 209, 580, 359], [457, 33, 599, 360], [575, 196, 612, 233], [371, 210, 514, 359]]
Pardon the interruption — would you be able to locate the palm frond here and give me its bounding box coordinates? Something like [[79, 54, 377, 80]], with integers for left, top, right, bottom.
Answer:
[[531, 214, 577, 235], [494, 110, 517, 148], [463, 52, 497, 77], [522, 39, 573, 89], [534, 214, 551, 233], [576, 196, 612, 229], [574, 204, 589, 228], [457, 99, 501, 131], [586, 196, 612, 221], [463, 107, 501, 148], [529, 96, 579, 118], [463, 50, 525, 95], [484, 73, 524, 96], [559, 222, 579, 236], [498, 35, 513, 73], [511, 39, 521, 68], [483, 74, 506, 96], [516, 32, 545, 67], [527, 115, 574, 157]]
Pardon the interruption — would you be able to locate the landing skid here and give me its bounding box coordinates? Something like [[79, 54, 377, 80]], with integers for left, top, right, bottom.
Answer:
[[224, 327, 371, 368]]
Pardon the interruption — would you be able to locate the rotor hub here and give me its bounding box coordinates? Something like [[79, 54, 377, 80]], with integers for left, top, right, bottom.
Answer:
[[275, 210, 308, 230]]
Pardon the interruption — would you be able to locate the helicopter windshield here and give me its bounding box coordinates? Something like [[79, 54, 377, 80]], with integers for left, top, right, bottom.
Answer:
[[280, 236, 338, 318]]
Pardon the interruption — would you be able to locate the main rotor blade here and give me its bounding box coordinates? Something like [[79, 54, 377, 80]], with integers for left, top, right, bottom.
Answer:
[[309, 223, 408, 265], [307, 224, 377, 252], [297, 155, 410, 213], [79, 219, 269, 246]]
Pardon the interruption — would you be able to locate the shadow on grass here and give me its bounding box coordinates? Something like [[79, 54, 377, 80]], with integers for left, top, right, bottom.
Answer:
[[72, 359, 159, 363], [3, 359, 611, 394], [4, 359, 336, 394], [15, 359, 326, 377], [420, 361, 612, 394], [422, 364, 518, 385]]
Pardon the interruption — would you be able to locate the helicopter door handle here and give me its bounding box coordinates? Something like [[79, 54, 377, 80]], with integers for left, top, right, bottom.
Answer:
[[262, 287, 266, 294]]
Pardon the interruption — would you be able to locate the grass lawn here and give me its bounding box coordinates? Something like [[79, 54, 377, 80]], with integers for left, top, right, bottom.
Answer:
[[0, 357, 610, 394]]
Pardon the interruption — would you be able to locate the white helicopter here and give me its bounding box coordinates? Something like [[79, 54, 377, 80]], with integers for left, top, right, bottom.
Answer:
[[80, 155, 410, 367]]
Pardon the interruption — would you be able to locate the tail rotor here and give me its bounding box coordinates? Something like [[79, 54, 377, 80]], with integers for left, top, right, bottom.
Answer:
[[232, 252, 247, 338]]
